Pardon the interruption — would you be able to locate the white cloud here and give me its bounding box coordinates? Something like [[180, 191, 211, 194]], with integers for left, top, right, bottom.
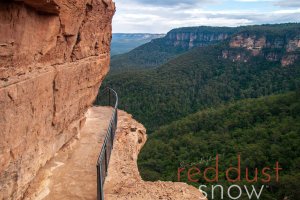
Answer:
[[112, 0, 300, 33]]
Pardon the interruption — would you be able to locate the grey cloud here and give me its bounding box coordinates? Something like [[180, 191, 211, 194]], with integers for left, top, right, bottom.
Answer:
[[199, 11, 300, 24], [275, 0, 300, 8]]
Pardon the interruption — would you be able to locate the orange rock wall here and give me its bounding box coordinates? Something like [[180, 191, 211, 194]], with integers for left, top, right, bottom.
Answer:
[[0, 0, 115, 199]]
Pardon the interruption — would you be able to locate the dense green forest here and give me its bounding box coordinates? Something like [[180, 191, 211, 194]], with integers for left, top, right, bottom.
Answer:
[[138, 92, 300, 200], [104, 43, 300, 133]]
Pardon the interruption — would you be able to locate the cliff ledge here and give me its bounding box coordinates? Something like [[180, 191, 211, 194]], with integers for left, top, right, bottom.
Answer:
[[104, 110, 206, 200]]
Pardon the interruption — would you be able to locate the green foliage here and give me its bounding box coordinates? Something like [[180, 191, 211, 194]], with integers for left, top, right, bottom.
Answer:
[[138, 92, 300, 200]]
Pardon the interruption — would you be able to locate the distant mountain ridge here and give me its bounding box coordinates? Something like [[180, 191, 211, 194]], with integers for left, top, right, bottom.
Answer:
[[110, 26, 238, 71], [110, 23, 300, 71], [111, 33, 165, 56], [113, 33, 165, 39]]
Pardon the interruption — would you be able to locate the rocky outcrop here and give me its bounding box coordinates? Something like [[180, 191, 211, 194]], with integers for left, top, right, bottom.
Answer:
[[229, 35, 266, 56], [167, 32, 230, 49], [104, 110, 206, 200], [221, 50, 249, 63], [165, 27, 235, 49], [281, 54, 299, 66], [286, 37, 300, 52], [0, 0, 115, 199], [227, 33, 300, 66]]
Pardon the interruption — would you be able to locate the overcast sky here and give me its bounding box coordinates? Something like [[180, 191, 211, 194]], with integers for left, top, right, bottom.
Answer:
[[112, 0, 300, 33]]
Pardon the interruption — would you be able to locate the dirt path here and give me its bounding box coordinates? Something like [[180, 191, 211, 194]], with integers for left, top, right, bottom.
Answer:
[[24, 106, 113, 200]]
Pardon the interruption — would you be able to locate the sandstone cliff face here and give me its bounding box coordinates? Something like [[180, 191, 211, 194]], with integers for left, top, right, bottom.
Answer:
[[162, 27, 237, 50], [166, 31, 230, 49], [104, 110, 206, 200], [227, 33, 300, 66], [0, 0, 115, 199]]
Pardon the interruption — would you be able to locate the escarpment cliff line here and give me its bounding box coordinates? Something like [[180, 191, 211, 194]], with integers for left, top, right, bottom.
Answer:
[[0, 0, 115, 199], [226, 31, 300, 66], [104, 110, 207, 200]]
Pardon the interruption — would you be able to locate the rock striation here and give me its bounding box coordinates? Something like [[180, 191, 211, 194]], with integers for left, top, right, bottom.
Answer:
[[104, 110, 206, 200], [0, 0, 115, 199], [165, 27, 235, 49], [226, 32, 300, 66]]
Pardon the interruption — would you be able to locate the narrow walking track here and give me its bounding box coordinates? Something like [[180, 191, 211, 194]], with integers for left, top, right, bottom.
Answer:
[[24, 107, 113, 200]]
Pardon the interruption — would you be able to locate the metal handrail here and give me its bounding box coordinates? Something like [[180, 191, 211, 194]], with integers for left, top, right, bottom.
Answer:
[[95, 87, 118, 200]]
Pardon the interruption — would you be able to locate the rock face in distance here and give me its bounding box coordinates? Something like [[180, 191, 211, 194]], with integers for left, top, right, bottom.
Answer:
[[165, 27, 235, 49], [227, 33, 300, 66], [0, 0, 115, 199], [104, 110, 207, 200]]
